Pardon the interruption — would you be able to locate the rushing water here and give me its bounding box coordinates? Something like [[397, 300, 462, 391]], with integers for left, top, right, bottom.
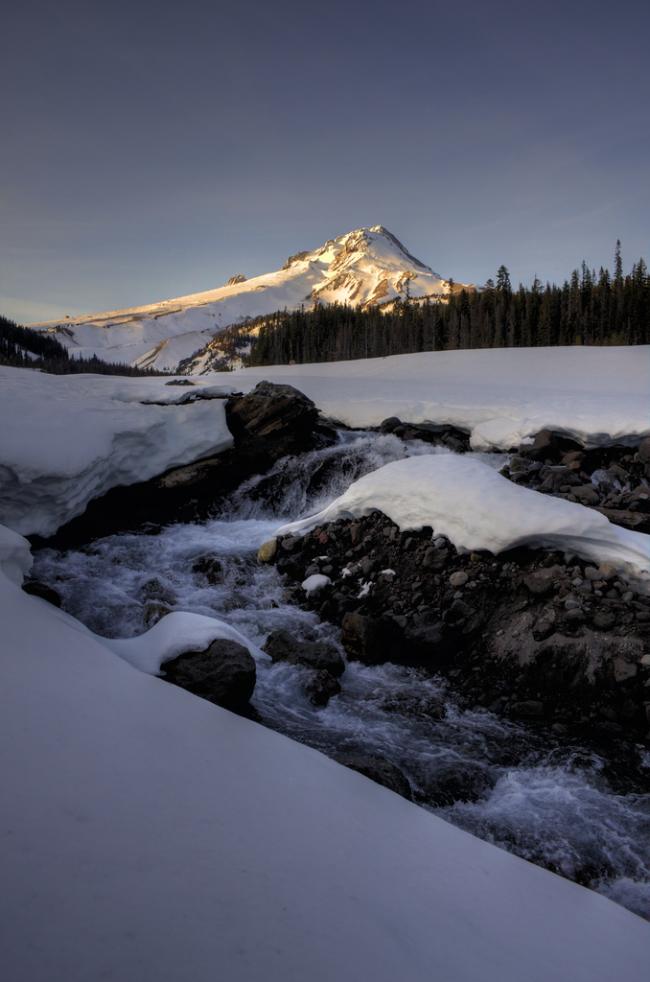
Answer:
[[33, 431, 650, 919]]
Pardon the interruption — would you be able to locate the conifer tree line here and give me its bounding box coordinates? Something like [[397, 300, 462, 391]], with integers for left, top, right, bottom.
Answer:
[[0, 316, 166, 375], [247, 243, 650, 365]]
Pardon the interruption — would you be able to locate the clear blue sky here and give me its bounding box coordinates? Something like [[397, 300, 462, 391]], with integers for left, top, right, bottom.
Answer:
[[2, 0, 649, 323]]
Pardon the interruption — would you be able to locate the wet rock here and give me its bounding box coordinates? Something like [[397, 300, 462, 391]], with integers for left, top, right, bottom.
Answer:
[[22, 579, 62, 607], [191, 555, 224, 584], [139, 577, 176, 605], [263, 629, 345, 677], [163, 638, 256, 711], [335, 752, 412, 800], [143, 601, 172, 628], [511, 700, 545, 719], [417, 759, 495, 806], [304, 670, 341, 706], [257, 539, 278, 563]]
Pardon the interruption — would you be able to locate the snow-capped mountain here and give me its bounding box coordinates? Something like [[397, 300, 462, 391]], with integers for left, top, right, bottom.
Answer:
[[30, 225, 458, 373]]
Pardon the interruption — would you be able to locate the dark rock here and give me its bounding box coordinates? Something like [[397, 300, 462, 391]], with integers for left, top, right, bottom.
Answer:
[[522, 429, 583, 463], [335, 752, 412, 800], [143, 601, 171, 628], [22, 579, 62, 607], [140, 577, 176, 605], [192, 555, 224, 584], [226, 381, 332, 456], [304, 670, 341, 706], [163, 638, 256, 711], [511, 700, 545, 719], [263, 629, 345, 677], [417, 759, 495, 806]]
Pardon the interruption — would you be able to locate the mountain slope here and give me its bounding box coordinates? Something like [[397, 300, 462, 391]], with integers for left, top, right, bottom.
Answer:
[[29, 226, 457, 372]]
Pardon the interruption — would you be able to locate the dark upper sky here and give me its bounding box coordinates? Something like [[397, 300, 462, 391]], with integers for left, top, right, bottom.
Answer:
[[2, 0, 649, 323]]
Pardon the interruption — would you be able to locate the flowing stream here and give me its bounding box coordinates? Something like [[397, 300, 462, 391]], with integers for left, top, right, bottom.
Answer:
[[33, 431, 650, 919]]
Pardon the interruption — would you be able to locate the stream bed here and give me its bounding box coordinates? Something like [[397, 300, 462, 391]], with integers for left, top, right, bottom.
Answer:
[[33, 431, 650, 919]]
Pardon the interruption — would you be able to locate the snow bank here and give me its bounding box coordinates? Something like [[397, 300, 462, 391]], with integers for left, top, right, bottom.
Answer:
[[1, 527, 649, 981], [228, 345, 650, 449], [276, 455, 650, 579], [0, 367, 234, 537]]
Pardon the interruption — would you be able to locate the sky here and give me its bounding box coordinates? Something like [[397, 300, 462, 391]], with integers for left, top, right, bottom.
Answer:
[[2, 0, 649, 323]]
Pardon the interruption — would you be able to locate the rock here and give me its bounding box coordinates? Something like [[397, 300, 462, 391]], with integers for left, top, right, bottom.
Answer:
[[449, 570, 468, 588], [257, 539, 278, 563], [140, 577, 176, 605], [595, 507, 650, 533], [523, 429, 583, 462], [163, 638, 256, 710], [263, 629, 345, 677], [340, 612, 402, 665], [335, 752, 412, 800], [523, 567, 558, 596], [304, 670, 341, 706], [637, 436, 650, 465], [191, 555, 224, 584], [143, 601, 171, 628], [571, 484, 600, 506], [593, 610, 616, 630], [510, 700, 545, 719], [417, 759, 494, 806], [226, 381, 330, 457], [22, 579, 62, 607], [379, 416, 402, 433]]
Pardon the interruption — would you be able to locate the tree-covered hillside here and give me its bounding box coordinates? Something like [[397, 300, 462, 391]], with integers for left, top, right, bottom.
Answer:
[[248, 245, 650, 365], [0, 317, 167, 375]]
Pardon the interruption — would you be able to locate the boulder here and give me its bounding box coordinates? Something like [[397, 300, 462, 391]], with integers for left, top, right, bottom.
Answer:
[[163, 638, 256, 711], [304, 670, 341, 707], [191, 555, 224, 584], [263, 629, 345, 677], [226, 381, 333, 457], [522, 429, 583, 462], [335, 752, 412, 800], [22, 579, 62, 608]]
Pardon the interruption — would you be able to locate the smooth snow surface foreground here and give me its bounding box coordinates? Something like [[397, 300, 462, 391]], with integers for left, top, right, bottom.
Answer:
[[229, 345, 650, 449], [1, 525, 649, 982], [277, 455, 650, 579], [0, 368, 234, 537]]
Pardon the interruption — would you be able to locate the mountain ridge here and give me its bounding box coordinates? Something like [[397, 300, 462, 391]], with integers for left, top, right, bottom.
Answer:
[[29, 225, 462, 373]]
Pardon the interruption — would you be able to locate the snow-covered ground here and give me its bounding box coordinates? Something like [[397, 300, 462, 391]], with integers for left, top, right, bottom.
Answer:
[[0, 367, 234, 537], [2, 525, 649, 981], [277, 454, 650, 581], [229, 345, 650, 449], [2, 346, 648, 539], [29, 226, 452, 372]]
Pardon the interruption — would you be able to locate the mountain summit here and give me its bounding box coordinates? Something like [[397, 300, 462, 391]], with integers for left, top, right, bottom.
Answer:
[[31, 226, 457, 372]]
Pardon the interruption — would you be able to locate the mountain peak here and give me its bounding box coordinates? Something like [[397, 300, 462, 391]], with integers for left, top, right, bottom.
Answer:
[[32, 225, 458, 372]]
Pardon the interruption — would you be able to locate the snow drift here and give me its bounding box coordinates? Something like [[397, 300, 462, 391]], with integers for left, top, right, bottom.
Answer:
[[276, 454, 650, 580], [229, 345, 650, 450], [0, 367, 234, 537], [1, 524, 649, 981]]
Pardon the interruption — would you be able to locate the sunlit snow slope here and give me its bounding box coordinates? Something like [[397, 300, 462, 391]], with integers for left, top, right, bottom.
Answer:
[[30, 226, 454, 372]]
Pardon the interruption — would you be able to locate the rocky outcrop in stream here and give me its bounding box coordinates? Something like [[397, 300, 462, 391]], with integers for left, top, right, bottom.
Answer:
[[505, 430, 650, 533], [264, 512, 650, 740]]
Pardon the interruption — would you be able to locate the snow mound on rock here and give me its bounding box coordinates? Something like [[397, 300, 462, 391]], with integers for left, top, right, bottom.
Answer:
[[276, 455, 650, 579]]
